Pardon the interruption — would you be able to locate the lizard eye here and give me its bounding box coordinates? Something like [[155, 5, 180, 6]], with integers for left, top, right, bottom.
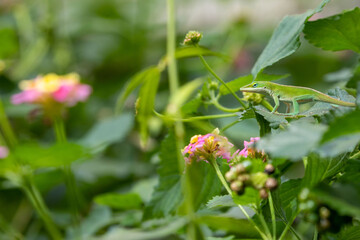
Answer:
[[253, 83, 258, 88]]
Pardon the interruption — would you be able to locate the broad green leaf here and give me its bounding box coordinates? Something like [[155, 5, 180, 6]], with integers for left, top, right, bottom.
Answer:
[[251, 0, 329, 79], [311, 183, 360, 217], [95, 218, 187, 240], [143, 133, 182, 219], [236, 108, 256, 121], [258, 122, 327, 160], [12, 142, 86, 168], [254, 106, 288, 129], [137, 67, 161, 146], [339, 159, 360, 184], [0, 28, 18, 58], [279, 179, 302, 219], [206, 195, 235, 209], [219, 73, 288, 95], [186, 160, 223, 211], [94, 193, 142, 210], [233, 188, 260, 206], [304, 8, 360, 53], [338, 226, 360, 240], [302, 154, 348, 188], [115, 66, 158, 114], [321, 110, 360, 143], [197, 215, 259, 238], [181, 95, 202, 115], [80, 113, 133, 150]]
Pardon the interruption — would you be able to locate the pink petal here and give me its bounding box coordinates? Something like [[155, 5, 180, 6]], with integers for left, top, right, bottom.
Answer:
[[11, 90, 41, 105], [0, 146, 9, 159]]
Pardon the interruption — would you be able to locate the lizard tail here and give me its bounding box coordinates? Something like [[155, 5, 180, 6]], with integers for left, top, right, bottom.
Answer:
[[316, 94, 356, 107]]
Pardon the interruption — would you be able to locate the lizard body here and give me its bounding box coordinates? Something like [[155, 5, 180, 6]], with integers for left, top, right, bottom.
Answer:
[[240, 81, 356, 115]]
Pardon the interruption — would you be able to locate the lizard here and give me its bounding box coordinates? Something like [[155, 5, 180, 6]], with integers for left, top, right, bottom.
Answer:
[[240, 81, 356, 115]]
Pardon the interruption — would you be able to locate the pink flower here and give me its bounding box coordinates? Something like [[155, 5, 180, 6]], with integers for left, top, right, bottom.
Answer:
[[233, 137, 264, 159], [0, 146, 9, 159], [11, 73, 92, 108], [182, 128, 234, 164]]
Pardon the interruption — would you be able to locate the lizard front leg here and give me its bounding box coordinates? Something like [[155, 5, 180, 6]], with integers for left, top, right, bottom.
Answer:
[[288, 95, 314, 115], [271, 94, 280, 113]]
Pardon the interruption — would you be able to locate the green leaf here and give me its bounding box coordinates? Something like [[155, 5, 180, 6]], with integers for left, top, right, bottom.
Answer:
[[186, 160, 223, 210], [12, 142, 86, 168], [137, 67, 161, 146], [251, 0, 329, 78], [94, 193, 142, 210], [254, 106, 288, 129], [181, 95, 202, 115], [115, 66, 159, 113], [339, 159, 360, 184], [311, 183, 360, 217], [206, 195, 235, 209], [236, 108, 256, 121], [304, 8, 360, 53], [175, 46, 228, 60], [279, 179, 302, 219], [219, 73, 288, 95], [95, 218, 187, 240], [143, 133, 182, 219], [80, 113, 133, 150], [258, 121, 327, 160], [302, 154, 348, 188], [232, 188, 260, 206], [197, 215, 259, 238], [338, 226, 360, 240]]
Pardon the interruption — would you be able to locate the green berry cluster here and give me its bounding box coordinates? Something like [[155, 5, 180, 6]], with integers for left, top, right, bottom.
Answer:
[[225, 161, 277, 199], [243, 92, 264, 105], [299, 189, 352, 233]]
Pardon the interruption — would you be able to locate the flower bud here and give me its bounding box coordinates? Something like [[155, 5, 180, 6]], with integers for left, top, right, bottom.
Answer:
[[183, 31, 202, 46], [235, 164, 246, 174], [251, 172, 268, 189], [319, 207, 330, 219], [243, 92, 264, 105], [265, 178, 278, 190], [259, 188, 268, 199], [230, 181, 244, 192], [264, 164, 275, 174], [225, 171, 237, 182]]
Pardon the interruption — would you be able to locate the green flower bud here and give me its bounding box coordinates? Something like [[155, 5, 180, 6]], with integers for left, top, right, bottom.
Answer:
[[183, 31, 203, 46], [265, 177, 278, 190], [319, 206, 331, 219], [230, 180, 244, 192], [259, 188, 268, 199], [243, 92, 264, 105], [251, 172, 268, 189]]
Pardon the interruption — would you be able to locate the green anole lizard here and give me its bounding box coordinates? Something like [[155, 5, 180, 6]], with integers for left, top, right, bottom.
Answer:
[[240, 81, 356, 115]]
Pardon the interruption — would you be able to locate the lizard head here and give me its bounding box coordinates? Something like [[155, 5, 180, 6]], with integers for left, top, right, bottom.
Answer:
[[240, 81, 270, 94]]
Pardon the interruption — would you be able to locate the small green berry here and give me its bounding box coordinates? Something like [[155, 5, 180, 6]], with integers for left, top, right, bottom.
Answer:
[[225, 171, 236, 182], [319, 206, 331, 219], [230, 181, 244, 192], [251, 172, 268, 189]]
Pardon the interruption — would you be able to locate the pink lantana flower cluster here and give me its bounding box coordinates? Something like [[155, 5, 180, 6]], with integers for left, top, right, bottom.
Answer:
[[232, 137, 265, 162], [0, 146, 9, 159], [11, 73, 92, 108], [182, 128, 234, 164]]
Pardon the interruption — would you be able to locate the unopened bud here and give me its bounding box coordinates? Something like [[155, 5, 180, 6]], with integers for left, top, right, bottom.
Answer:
[[319, 207, 330, 219], [235, 164, 246, 174], [183, 31, 202, 46], [230, 181, 244, 192], [243, 92, 264, 105], [225, 171, 236, 182], [259, 188, 268, 199], [265, 178, 278, 190], [264, 164, 275, 175], [251, 172, 268, 189]]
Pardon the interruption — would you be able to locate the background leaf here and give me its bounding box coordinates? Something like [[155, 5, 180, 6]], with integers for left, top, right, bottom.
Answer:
[[94, 192, 143, 210], [251, 0, 329, 78], [304, 8, 360, 53]]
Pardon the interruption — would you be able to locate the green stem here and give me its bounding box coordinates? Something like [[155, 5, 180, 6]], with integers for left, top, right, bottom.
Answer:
[[212, 99, 243, 113], [197, 54, 246, 108], [268, 192, 277, 240], [278, 211, 300, 240], [22, 174, 62, 240], [208, 157, 269, 240], [0, 98, 18, 148], [261, 99, 274, 112], [221, 119, 239, 133], [155, 111, 238, 122], [53, 118, 81, 227], [257, 207, 273, 239], [350, 151, 360, 159], [167, 1, 200, 239], [313, 227, 318, 240]]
